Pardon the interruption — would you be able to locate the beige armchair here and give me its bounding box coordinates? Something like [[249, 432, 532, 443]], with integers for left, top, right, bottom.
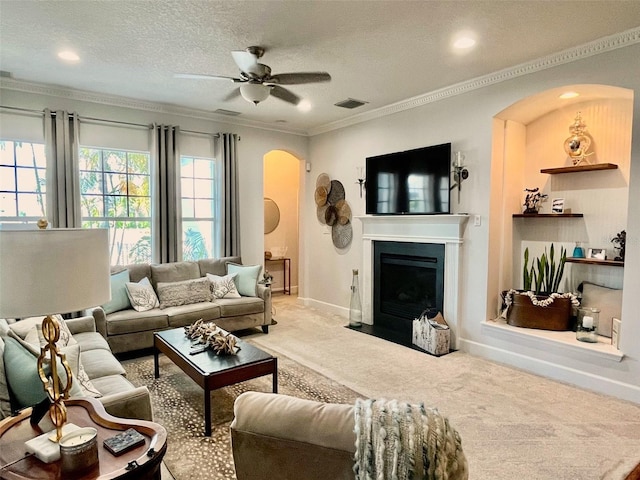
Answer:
[[231, 392, 468, 480]]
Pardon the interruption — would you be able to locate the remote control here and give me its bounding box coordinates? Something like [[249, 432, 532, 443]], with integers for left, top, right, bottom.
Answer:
[[103, 428, 145, 456]]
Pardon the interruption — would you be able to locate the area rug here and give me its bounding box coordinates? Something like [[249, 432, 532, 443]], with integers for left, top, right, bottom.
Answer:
[[121, 349, 361, 480]]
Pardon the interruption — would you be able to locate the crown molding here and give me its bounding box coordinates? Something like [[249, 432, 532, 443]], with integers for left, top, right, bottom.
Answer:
[[308, 27, 640, 136], [0, 78, 309, 137], [1, 27, 638, 138]]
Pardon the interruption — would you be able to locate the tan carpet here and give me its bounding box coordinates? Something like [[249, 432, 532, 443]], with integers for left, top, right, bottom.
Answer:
[[122, 347, 360, 480], [242, 295, 640, 480]]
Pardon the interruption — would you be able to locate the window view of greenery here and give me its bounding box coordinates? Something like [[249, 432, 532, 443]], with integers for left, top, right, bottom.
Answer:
[[181, 156, 217, 260], [80, 147, 152, 265], [0, 140, 47, 224]]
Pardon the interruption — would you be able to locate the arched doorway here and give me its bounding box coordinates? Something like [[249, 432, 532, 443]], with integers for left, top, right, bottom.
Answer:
[[263, 150, 301, 296]]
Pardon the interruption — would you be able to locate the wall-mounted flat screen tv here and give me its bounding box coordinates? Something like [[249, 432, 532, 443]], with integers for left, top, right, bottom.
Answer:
[[365, 143, 451, 215]]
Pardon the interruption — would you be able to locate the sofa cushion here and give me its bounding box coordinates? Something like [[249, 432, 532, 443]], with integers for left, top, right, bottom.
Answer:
[[150, 261, 200, 289], [163, 302, 221, 328], [207, 272, 241, 299], [0, 334, 11, 418], [102, 270, 132, 314], [199, 256, 242, 277], [80, 348, 126, 379], [72, 331, 111, 352], [119, 263, 152, 284], [89, 373, 137, 398], [125, 277, 160, 312], [227, 263, 262, 297], [157, 277, 212, 308], [215, 297, 265, 317], [105, 308, 169, 336], [3, 337, 83, 409]]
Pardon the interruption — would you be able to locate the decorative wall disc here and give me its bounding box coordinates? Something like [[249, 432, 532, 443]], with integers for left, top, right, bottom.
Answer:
[[336, 199, 351, 225], [316, 204, 328, 224], [314, 186, 328, 206], [332, 222, 353, 249], [327, 180, 345, 205], [316, 173, 331, 190], [324, 205, 339, 226]]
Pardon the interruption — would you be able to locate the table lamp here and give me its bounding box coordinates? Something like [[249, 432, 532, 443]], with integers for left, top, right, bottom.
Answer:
[[0, 224, 110, 442]]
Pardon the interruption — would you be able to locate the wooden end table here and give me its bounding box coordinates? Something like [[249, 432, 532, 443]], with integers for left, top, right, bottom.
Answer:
[[0, 397, 167, 480], [154, 327, 277, 436]]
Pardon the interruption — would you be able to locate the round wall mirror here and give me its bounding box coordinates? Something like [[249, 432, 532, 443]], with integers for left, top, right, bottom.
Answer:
[[264, 198, 280, 234]]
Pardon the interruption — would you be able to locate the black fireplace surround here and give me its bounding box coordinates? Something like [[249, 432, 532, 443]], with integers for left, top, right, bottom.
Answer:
[[372, 241, 445, 343]]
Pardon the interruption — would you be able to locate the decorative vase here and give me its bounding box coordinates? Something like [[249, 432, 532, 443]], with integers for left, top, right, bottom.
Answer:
[[349, 269, 362, 327], [505, 291, 574, 331]]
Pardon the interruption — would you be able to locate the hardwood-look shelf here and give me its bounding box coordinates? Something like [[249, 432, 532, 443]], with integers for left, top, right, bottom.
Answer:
[[513, 213, 584, 218], [566, 257, 624, 267], [540, 163, 618, 174]]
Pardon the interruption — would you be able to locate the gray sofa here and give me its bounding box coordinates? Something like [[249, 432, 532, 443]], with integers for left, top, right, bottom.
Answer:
[[0, 315, 152, 422], [91, 257, 272, 354]]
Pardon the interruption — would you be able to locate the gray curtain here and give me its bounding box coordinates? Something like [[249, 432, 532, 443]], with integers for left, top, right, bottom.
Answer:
[[219, 133, 241, 256], [151, 124, 181, 263], [44, 109, 81, 228]]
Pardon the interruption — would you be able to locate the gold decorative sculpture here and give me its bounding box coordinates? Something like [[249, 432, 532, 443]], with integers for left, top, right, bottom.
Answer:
[[564, 112, 594, 166]]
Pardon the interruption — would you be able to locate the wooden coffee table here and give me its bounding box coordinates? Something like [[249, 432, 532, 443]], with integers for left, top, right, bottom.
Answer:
[[153, 328, 277, 436], [0, 397, 166, 480]]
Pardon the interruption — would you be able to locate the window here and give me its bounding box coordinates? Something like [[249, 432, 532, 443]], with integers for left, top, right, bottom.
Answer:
[[180, 156, 217, 260], [0, 140, 47, 225], [79, 147, 152, 265]]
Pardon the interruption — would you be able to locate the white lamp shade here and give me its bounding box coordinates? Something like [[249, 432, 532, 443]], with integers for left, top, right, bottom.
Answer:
[[0, 229, 111, 318], [240, 83, 270, 104]]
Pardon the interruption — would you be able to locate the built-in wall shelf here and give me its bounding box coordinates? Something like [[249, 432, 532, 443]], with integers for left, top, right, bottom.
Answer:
[[540, 163, 618, 174], [512, 213, 583, 218], [566, 257, 624, 267]]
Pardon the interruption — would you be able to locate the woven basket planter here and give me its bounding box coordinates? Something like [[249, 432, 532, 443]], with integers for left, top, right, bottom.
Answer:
[[506, 291, 573, 331]]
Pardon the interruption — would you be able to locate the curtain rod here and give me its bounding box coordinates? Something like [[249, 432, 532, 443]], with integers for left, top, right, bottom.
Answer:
[[0, 105, 220, 138]]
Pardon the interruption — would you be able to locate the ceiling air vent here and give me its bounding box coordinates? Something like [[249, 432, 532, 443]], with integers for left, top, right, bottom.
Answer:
[[334, 98, 368, 109], [214, 108, 241, 116]]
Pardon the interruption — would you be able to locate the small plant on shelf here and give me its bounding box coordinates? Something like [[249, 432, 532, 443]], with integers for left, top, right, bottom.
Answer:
[[611, 230, 626, 262], [523, 187, 548, 214]]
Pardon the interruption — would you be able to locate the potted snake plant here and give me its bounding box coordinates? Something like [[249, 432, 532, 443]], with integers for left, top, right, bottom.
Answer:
[[503, 244, 579, 330]]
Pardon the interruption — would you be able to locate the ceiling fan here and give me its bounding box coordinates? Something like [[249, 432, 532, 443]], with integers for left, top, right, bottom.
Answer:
[[175, 46, 331, 106]]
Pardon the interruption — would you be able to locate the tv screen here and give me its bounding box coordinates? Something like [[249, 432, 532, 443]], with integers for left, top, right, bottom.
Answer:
[[365, 143, 451, 215]]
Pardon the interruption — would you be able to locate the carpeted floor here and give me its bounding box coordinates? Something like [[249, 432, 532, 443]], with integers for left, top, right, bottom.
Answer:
[[121, 346, 361, 480], [124, 295, 640, 480]]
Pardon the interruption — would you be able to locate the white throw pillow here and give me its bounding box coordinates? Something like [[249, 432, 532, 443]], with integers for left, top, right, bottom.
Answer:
[[125, 277, 160, 312], [206, 273, 241, 299]]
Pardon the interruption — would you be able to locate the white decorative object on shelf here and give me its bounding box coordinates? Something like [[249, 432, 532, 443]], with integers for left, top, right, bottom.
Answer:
[[270, 246, 288, 259]]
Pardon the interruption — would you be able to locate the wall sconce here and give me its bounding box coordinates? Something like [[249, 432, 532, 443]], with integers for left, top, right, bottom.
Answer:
[[450, 151, 469, 203], [356, 166, 366, 198]]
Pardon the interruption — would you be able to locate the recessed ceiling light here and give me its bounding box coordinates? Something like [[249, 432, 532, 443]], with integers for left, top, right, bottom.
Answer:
[[297, 99, 312, 112], [559, 91, 580, 99], [58, 50, 80, 62], [453, 36, 476, 49]]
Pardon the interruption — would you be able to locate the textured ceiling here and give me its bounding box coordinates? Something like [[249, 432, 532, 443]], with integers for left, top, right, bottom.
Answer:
[[1, 1, 639, 134]]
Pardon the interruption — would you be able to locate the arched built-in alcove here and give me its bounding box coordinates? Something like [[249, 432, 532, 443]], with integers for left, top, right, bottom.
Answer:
[[486, 84, 632, 349]]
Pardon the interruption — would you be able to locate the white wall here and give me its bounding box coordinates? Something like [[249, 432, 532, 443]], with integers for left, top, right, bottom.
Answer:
[[0, 88, 309, 268], [303, 44, 640, 402]]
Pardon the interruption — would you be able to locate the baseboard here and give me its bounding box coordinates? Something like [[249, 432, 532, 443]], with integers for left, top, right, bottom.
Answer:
[[460, 338, 640, 404], [296, 297, 349, 318]]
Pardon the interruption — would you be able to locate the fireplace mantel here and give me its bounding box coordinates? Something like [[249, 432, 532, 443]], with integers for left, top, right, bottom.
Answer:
[[356, 215, 469, 348]]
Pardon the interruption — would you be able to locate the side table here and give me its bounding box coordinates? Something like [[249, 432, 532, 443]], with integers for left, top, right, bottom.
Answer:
[[265, 257, 291, 295], [0, 397, 167, 480]]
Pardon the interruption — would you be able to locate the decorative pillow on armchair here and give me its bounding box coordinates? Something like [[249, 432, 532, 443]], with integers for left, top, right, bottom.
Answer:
[[156, 277, 212, 308], [206, 273, 241, 299], [125, 277, 160, 312]]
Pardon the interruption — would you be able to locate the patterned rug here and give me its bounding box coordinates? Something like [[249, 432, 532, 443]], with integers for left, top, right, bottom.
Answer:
[[121, 348, 361, 480]]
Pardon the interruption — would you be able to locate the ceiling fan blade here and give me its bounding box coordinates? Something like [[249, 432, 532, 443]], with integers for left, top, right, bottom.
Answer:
[[174, 73, 242, 82], [223, 88, 242, 102], [267, 72, 331, 85], [270, 85, 300, 105], [231, 50, 262, 75]]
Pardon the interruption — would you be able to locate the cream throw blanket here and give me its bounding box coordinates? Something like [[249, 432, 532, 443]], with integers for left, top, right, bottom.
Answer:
[[354, 399, 468, 480]]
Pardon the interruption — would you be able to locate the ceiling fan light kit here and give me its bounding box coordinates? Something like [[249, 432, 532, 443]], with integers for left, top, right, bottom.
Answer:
[[240, 83, 271, 105], [177, 45, 331, 107]]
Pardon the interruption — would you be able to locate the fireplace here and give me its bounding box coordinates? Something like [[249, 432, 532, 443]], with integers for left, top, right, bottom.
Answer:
[[356, 214, 469, 349], [373, 241, 444, 339]]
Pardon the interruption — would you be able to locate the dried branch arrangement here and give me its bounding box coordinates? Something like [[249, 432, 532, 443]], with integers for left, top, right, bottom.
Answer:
[[184, 319, 240, 355]]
